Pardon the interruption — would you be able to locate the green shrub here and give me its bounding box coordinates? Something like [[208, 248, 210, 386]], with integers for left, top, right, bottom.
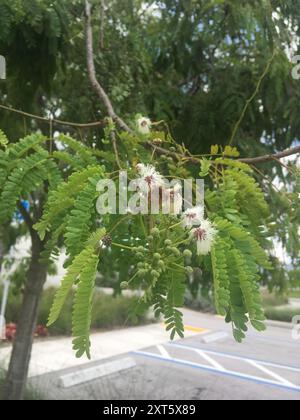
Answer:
[[288, 290, 300, 299], [264, 307, 300, 323], [0, 287, 151, 336], [184, 291, 214, 312], [262, 291, 288, 308]]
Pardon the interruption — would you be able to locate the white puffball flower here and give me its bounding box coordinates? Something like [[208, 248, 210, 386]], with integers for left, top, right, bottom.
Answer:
[[136, 163, 166, 190], [137, 117, 152, 134], [190, 219, 217, 256], [181, 205, 204, 228]]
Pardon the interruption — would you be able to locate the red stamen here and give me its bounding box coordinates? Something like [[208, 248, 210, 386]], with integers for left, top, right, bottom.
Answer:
[[145, 175, 154, 185], [194, 228, 207, 241], [187, 213, 197, 220]]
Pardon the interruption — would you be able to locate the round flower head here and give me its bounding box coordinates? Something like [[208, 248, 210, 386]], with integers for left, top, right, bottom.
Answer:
[[136, 163, 165, 191], [137, 117, 152, 135], [181, 206, 204, 228], [190, 219, 217, 256]]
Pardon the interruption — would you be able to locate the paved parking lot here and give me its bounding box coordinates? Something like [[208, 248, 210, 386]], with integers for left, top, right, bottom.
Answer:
[[27, 311, 300, 400], [134, 340, 300, 395]]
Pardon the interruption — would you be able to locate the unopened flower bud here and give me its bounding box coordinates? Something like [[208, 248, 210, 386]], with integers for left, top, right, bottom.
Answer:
[[120, 281, 129, 289]]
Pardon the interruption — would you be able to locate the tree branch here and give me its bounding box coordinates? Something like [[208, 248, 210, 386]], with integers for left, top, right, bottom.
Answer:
[[83, 7, 299, 168], [99, 0, 105, 50], [0, 103, 104, 129], [85, 0, 132, 133], [146, 142, 300, 165], [239, 145, 300, 164]]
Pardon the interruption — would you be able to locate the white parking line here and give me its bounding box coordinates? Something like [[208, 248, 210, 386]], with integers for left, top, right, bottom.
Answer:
[[246, 360, 295, 387], [133, 351, 300, 393], [156, 345, 171, 359], [195, 349, 226, 371], [170, 342, 298, 382], [135, 341, 300, 393], [168, 343, 300, 373]]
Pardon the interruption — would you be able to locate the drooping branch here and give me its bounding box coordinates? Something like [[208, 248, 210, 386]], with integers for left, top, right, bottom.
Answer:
[[85, 0, 132, 133], [0, 103, 104, 129]]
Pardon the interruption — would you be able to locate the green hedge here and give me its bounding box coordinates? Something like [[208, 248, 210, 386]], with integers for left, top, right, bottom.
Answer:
[[264, 307, 300, 323], [262, 292, 288, 308], [288, 290, 300, 299], [1, 287, 150, 336]]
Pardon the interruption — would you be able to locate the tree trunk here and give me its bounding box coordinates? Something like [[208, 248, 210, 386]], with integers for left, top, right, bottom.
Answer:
[[2, 237, 47, 400], [0, 235, 5, 271]]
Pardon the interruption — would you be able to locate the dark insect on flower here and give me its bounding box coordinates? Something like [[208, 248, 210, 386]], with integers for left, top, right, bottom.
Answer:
[[102, 234, 112, 247]]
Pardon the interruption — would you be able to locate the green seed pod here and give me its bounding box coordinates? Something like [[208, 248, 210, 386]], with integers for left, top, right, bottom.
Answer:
[[120, 281, 129, 289], [157, 260, 165, 270], [171, 247, 181, 257], [138, 269, 147, 278], [151, 270, 160, 278], [183, 249, 193, 259], [185, 266, 194, 275], [151, 227, 160, 237]]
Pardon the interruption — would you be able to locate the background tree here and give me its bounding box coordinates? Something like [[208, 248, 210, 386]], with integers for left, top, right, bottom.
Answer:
[[0, 0, 299, 400]]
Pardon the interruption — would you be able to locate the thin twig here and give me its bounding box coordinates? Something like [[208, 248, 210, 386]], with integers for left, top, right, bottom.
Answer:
[[146, 141, 300, 165], [0, 103, 104, 129], [251, 164, 293, 204], [271, 156, 292, 172], [111, 130, 122, 170], [228, 50, 277, 146], [99, 0, 105, 50]]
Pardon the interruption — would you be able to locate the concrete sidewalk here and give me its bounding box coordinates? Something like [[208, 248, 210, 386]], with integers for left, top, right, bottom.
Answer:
[[0, 320, 202, 378]]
